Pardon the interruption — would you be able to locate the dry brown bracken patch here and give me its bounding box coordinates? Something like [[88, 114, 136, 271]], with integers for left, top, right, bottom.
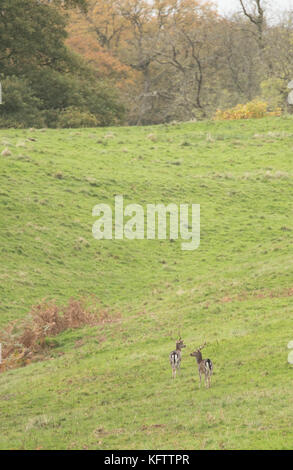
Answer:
[[0, 297, 119, 372]]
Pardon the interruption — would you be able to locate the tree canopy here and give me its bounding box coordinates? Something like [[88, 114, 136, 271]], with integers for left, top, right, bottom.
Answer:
[[0, 0, 124, 128]]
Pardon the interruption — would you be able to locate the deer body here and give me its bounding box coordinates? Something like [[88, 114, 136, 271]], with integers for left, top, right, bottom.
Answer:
[[169, 339, 186, 378], [190, 343, 213, 388]]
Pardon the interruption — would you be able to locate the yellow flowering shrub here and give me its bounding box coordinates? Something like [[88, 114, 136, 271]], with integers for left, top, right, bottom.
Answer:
[[214, 100, 282, 120]]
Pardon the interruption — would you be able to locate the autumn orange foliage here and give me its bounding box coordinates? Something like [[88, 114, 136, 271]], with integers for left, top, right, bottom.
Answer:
[[66, 9, 137, 88]]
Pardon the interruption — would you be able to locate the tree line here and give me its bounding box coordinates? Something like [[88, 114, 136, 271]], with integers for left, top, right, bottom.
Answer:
[[1, 0, 292, 127]]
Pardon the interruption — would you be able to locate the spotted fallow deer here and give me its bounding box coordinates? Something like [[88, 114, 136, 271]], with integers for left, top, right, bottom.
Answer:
[[190, 342, 213, 388], [169, 338, 186, 378]]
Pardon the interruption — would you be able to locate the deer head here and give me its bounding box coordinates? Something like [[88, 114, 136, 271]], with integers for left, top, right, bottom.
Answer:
[[176, 337, 186, 350], [190, 342, 207, 362]]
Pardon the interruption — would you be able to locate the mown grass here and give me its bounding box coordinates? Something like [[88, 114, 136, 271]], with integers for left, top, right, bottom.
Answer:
[[0, 117, 292, 449]]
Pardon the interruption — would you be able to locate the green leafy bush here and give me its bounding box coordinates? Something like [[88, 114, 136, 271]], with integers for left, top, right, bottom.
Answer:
[[57, 107, 99, 128], [0, 76, 45, 128], [0, 73, 125, 128]]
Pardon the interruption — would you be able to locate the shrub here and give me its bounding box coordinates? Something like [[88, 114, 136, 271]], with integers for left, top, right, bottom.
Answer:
[[214, 100, 282, 121], [57, 107, 100, 128], [0, 76, 45, 128], [0, 72, 125, 128], [30, 68, 125, 127]]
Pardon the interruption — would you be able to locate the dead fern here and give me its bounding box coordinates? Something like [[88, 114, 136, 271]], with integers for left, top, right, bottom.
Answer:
[[0, 297, 119, 372]]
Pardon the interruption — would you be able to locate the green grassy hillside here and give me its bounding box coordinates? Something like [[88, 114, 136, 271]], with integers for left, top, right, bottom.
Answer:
[[0, 117, 292, 450]]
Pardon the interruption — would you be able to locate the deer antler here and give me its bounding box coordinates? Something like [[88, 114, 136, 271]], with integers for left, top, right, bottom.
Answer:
[[198, 342, 207, 351]]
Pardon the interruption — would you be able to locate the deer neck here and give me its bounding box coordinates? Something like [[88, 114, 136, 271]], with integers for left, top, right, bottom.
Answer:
[[196, 352, 203, 364]]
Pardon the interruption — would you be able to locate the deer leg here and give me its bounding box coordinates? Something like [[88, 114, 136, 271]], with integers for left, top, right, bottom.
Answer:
[[205, 365, 210, 388], [198, 370, 202, 388]]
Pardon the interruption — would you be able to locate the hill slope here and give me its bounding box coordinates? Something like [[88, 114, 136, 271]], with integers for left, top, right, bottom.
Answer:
[[0, 118, 292, 450]]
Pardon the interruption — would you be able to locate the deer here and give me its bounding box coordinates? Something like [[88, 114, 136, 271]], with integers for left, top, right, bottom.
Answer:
[[169, 337, 186, 378], [190, 342, 213, 389]]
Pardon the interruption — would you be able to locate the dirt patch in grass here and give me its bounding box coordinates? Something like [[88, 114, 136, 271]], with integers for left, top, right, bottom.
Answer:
[[94, 427, 124, 437], [219, 287, 293, 304], [141, 424, 166, 430]]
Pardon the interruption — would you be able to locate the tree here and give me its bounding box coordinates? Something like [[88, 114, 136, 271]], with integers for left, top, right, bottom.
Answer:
[[219, 16, 263, 102], [0, 0, 69, 75], [0, 0, 125, 127], [118, 0, 169, 124], [239, 0, 266, 49], [154, 0, 221, 119], [66, 7, 134, 83], [67, 0, 172, 124], [40, 0, 88, 10]]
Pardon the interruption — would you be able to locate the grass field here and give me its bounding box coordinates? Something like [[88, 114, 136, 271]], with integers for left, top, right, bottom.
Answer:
[[0, 117, 292, 450]]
